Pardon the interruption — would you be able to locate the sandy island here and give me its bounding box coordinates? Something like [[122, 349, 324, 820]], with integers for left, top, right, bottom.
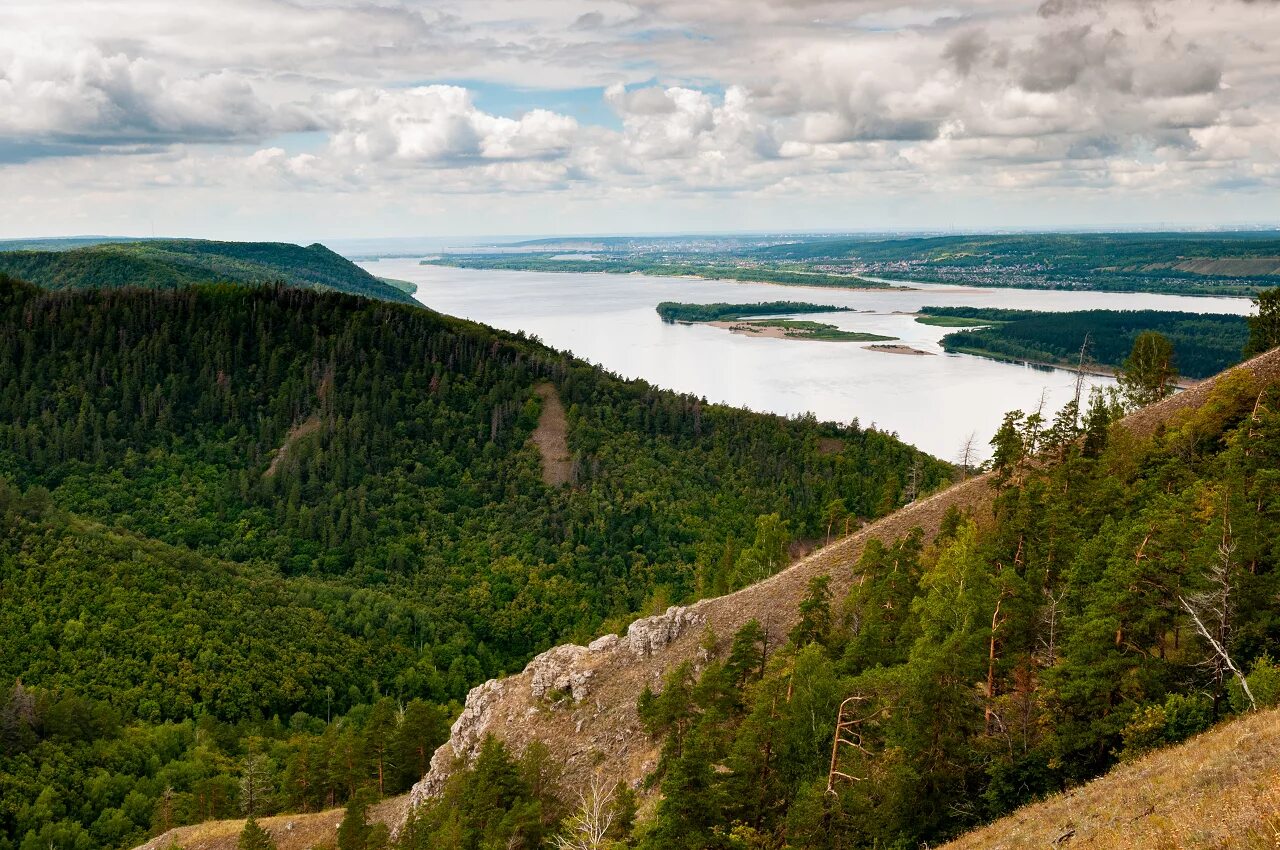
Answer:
[[705, 320, 892, 343], [867, 344, 935, 356], [708, 320, 801, 340]]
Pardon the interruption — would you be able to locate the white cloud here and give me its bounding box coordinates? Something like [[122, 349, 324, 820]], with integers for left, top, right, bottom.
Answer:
[[0, 0, 1277, 233], [322, 86, 578, 165], [0, 42, 300, 148]]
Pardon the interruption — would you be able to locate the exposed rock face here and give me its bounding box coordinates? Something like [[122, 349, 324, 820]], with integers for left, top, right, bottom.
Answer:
[[403, 605, 714, 817], [624, 605, 705, 657], [528, 645, 593, 701]]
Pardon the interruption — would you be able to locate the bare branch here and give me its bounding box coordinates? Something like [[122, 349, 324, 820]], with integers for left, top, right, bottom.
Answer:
[[1179, 595, 1256, 712]]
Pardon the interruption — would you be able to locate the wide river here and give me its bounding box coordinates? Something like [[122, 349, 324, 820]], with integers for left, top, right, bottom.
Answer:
[[365, 259, 1253, 461]]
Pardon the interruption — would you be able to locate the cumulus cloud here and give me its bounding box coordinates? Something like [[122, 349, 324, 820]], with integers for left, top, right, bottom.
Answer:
[[322, 86, 578, 165], [0, 43, 303, 150], [0, 0, 1278, 229]]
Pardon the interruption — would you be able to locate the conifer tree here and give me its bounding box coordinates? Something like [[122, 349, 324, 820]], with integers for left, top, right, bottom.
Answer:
[[1119, 331, 1178, 407], [236, 816, 277, 850]]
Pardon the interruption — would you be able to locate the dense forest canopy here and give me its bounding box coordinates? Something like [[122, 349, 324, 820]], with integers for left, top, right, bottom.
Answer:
[[0, 273, 948, 850], [379, 356, 1280, 850], [0, 240, 415, 304], [924, 307, 1250, 379]]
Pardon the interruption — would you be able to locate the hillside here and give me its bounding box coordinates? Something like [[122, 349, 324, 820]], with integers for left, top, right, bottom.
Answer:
[[0, 274, 947, 850], [389, 346, 1280, 848], [0, 239, 416, 303], [135, 704, 1280, 850], [940, 706, 1280, 849]]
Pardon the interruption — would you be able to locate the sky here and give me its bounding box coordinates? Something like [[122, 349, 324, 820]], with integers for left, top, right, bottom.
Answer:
[[1, 0, 1278, 241]]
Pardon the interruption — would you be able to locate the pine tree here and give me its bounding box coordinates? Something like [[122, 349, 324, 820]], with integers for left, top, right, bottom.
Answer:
[[1244, 287, 1280, 357], [1119, 331, 1178, 408], [236, 816, 277, 850]]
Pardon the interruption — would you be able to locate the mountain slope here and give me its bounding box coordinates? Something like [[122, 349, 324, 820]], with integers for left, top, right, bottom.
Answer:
[[0, 239, 415, 303], [939, 706, 1280, 850], [398, 345, 1280, 844]]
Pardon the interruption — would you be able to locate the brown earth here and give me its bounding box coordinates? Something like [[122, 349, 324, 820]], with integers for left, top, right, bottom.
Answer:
[[530, 382, 572, 486], [817, 436, 845, 456], [1170, 258, 1280, 278], [867, 344, 933, 356], [939, 707, 1280, 850]]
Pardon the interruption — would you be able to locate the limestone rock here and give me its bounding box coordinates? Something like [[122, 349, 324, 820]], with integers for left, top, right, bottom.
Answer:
[[527, 644, 595, 701], [625, 605, 704, 656]]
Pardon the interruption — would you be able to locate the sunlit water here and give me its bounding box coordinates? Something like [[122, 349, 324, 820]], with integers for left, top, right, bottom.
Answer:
[[365, 259, 1253, 461]]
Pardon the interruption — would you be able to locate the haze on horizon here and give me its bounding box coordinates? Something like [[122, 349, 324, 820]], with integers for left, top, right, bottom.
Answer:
[[2, 0, 1279, 242]]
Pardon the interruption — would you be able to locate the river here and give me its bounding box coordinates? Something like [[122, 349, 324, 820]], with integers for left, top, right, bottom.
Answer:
[[363, 259, 1253, 461]]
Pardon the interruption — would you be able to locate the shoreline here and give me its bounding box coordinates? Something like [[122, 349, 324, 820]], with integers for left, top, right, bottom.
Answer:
[[422, 261, 912, 293], [945, 346, 1199, 388]]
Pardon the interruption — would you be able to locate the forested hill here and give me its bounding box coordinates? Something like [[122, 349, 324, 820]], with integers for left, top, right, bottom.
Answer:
[[0, 239, 415, 304], [0, 274, 948, 850], [382, 345, 1280, 850]]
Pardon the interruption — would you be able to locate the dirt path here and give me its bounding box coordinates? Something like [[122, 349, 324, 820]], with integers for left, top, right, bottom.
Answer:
[[530, 382, 572, 486]]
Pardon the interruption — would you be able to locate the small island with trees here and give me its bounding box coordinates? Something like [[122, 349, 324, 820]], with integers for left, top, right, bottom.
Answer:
[[657, 301, 898, 343], [916, 306, 1250, 380]]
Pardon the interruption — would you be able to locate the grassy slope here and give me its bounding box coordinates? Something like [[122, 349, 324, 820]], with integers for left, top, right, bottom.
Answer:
[[137, 797, 411, 850], [940, 707, 1280, 850], [0, 239, 415, 304]]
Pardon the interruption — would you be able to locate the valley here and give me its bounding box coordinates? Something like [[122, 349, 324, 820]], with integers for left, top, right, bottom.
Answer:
[[0, 236, 1277, 850]]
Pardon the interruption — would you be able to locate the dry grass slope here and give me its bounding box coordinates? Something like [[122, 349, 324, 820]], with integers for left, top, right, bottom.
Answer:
[[940, 707, 1280, 850], [136, 796, 410, 850]]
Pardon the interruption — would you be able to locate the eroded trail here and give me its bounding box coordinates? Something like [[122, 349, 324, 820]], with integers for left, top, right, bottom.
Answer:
[[530, 382, 572, 486]]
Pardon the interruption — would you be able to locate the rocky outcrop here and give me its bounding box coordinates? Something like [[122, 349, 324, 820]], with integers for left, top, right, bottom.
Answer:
[[401, 474, 997, 826], [402, 604, 713, 816], [624, 605, 706, 657]]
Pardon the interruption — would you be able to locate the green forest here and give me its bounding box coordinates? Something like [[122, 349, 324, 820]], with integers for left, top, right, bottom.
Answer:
[[0, 241, 414, 304], [0, 272, 949, 850], [923, 307, 1250, 379], [656, 303, 850, 323]]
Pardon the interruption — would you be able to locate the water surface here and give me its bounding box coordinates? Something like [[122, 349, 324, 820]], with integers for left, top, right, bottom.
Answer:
[[367, 260, 1252, 460]]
